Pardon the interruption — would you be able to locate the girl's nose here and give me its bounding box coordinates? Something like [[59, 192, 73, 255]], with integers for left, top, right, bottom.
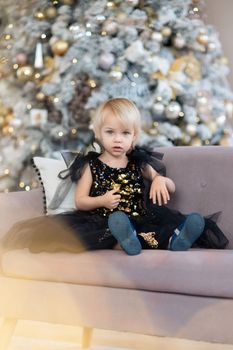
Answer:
[[114, 134, 122, 142]]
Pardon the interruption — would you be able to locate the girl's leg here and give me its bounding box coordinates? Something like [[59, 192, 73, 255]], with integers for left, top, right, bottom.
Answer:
[[168, 213, 205, 251], [108, 211, 141, 255]]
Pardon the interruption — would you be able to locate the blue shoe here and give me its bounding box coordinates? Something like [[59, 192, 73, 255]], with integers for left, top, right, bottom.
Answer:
[[108, 211, 141, 255], [169, 213, 205, 251]]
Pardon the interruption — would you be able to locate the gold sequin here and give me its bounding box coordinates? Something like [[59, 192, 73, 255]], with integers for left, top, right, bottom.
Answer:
[[89, 158, 146, 217], [138, 232, 158, 248]]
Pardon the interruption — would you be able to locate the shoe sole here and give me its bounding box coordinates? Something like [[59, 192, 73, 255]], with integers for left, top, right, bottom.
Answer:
[[170, 213, 205, 251], [108, 211, 141, 255]]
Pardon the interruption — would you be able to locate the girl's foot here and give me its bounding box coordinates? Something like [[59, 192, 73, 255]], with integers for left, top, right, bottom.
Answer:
[[169, 213, 205, 251], [108, 211, 141, 255]]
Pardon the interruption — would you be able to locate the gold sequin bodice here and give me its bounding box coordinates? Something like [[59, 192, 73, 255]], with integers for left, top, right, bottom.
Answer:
[[89, 157, 146, 217]]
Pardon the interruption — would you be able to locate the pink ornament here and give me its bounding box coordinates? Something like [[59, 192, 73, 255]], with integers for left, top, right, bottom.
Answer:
[[16, 53, 28, 65], [99, 52, 115, 70], [103, 20, 118, 35]]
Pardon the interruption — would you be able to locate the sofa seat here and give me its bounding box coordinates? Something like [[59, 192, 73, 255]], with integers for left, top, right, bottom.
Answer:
[[1, 248, 233, 298]]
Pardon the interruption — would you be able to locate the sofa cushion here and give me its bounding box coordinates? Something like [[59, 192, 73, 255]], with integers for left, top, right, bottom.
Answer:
[[1, 249, 233, 298], [32, 156, 76, 215]]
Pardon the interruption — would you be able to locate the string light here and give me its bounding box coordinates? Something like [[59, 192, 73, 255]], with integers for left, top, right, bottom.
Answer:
[[88, 79, 97, 88], [4, 34, 12, 41], [72, 58, 78, 64], [25, 185, 31, 191], [107, 2, 115, 8], [71, 128, 77, 135]]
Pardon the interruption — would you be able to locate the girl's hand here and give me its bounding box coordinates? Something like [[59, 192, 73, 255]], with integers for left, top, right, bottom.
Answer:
[[101, 189, 121, 209], [149, 176, 170, 206]]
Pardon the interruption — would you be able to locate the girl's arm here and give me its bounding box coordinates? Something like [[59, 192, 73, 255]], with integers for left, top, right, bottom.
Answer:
[[75, 164, 121, 210], [141, 164, 176, 206]]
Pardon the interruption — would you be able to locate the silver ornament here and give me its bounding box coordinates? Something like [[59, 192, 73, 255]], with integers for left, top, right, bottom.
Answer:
[[186, 124, 197, 136], [216, 115, 226, 127], [152, 102, 165, 116], [165, 101, 181, 119]]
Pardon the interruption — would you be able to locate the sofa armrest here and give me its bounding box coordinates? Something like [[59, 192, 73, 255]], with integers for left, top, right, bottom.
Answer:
[[0, 188, 44, 239]]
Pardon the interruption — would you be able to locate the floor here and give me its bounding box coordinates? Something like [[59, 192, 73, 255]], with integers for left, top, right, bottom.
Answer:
[[1, 319, 233, 350]]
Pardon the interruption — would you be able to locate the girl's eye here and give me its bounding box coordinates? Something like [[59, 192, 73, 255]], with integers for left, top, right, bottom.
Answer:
[[123, 131, 131, 135], [106, 130, 113, 134]]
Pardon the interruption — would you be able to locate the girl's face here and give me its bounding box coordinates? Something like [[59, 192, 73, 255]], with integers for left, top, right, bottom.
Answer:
[[99, 113, 136, 157]]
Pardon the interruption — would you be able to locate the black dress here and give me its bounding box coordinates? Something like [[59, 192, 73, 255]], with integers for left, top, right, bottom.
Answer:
[[1, 147, 229, 253]]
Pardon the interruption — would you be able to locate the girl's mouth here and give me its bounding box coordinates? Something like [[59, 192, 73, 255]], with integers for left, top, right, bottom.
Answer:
[[112, 146, 123, 151]]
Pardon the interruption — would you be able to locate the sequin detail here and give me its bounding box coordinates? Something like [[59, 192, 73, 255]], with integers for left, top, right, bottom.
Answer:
[[138, 232, 158, 248], [89, 158, 146, 217]]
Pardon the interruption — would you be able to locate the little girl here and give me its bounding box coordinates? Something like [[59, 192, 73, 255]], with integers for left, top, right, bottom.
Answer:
[[1, 98, 228, 254]]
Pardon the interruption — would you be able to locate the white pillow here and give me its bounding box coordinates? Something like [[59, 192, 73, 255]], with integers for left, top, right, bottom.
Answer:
[[33, 157, 76, 215]]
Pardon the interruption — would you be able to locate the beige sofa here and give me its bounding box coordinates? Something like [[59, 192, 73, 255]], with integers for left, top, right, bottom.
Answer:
[[1, 146, 233, 349]]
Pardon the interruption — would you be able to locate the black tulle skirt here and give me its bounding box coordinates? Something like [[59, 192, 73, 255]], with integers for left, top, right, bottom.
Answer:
[[0, 203, 228, 253]]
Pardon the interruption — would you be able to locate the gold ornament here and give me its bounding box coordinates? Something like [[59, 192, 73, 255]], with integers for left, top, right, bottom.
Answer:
[[161, 26, 172, 37], [185, 57, 201, 81], [62, 0, 74, 4], [116, 12, 127, 23], [218, 56, 228, 65], [16, 65, 34, 81], [170, 54, 201, 81], [51, 40, 69, 56], [36, 92, 46, 102], [191, 137, 202, 146], [45, 6, 57, 19], [34, 10, 46, 21], [220, 134, 230, 146], [197, 33, 209, 46]]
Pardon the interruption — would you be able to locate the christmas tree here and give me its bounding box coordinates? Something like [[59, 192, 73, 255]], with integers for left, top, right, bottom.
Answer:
[[0, 0, 233, 192]]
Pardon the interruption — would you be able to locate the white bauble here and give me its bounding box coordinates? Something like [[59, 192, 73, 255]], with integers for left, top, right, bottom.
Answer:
[[151, 32, 163, 42], [165, 101, 181, 119], [225, 101, 233, 118], [173, 34, 185, 49]]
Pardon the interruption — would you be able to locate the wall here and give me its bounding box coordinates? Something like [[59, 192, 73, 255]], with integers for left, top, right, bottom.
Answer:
[[205, 0, 233, 89]]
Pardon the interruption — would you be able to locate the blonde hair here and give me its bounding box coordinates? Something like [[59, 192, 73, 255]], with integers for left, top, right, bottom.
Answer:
[[92, 98, 141, 145]]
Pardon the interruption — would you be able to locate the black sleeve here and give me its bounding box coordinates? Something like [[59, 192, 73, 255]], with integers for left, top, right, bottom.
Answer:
[[58, 151, 99, 182], [129, 146, 166, 176]]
